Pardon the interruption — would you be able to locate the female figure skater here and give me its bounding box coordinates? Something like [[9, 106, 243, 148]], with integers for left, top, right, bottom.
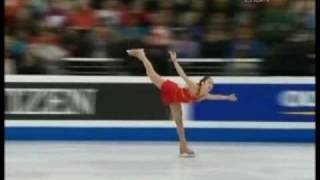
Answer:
[[127, 49, 237, 157]]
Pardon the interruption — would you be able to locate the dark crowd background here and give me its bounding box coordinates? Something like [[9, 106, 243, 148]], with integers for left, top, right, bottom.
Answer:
[[4, 0, 315, 75]]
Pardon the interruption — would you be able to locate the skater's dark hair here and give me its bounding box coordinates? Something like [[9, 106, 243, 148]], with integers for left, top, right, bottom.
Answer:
[[197, 76, 211, 95]]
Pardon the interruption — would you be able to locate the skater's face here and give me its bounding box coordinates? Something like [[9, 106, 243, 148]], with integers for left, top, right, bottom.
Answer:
[[201, 78, 214, 93]]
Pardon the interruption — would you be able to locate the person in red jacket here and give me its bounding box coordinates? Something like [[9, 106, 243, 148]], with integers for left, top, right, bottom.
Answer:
[[127, 49, 237, 157]]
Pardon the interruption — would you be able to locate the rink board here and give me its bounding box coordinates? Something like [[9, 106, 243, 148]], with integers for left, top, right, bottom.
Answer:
[[5, 127, 314, 142], [5, 76, 315, 142]]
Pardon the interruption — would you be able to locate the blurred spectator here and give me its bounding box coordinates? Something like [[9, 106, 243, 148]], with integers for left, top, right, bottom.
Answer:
[[257, 0, 295, 45], [177, 10, 204, 41], [173, 0, 188, 14], [8, 31, 29, 71], [8, 31, 28, 58], [207, 0, 231, 13], [154, 1, 176, 27], [128, 0, 153, 27], [28, 26, 68, 74], [171, 29, 200, 58], [91, 25, 109, 57], [97, 0, 121, 28], [5, 0, 31, 28], [287, 0, 314, 32], [201, 17, 230, 58], [190, 0, 205, 12], [5, 56, 16, 74], [29, 25, 61, 45], [29, 0, 49, 19], [228, 25, 268, 58], [7, 2, 38, 36], [204, 0, 235, 21], [143, 22, 172, 75], [67, 0, 99, 29], [189, 0, 206, 23], [119, 1, 151, 39], [44, 0, 69, 29], [18, 46, 46, 74], [115, 0, 151, 28], [64, 0, 102, 57], [60, 27, 78, 56], [264, 31, 315, 75], [5, 36, 16, 74], [304, 0, 315, 31], [145, 25, 171, 46], [5, 35, 12, 52], [120, 16, 149, 39], [233, 0, 257, 26]]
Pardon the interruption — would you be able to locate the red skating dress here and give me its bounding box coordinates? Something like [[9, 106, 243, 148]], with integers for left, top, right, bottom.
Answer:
[[160, 80, 199, 105]]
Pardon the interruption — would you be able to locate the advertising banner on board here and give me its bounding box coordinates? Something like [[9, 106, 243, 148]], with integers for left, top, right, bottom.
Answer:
[[193, 83, 315, 122], [5, 77, 315, 122], [5, 76, 315, 142], [5, 83, 170, 120]]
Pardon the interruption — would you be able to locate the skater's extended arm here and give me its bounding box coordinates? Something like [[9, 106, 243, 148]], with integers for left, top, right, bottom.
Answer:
[[169, 51, 197, 88], [198, 93, 237, 102]]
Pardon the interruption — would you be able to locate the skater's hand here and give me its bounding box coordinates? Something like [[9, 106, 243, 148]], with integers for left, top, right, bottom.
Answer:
[[126, 49, 145, 58], [228, 94, 237, 102], [169, 51, 177, 63]]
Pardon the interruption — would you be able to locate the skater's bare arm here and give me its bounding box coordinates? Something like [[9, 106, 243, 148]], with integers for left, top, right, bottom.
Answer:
[[169, 51, 197, 88], [199, 93, 237, 102]]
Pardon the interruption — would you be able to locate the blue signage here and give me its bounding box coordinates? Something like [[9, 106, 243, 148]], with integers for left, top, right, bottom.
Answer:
[[193, 84, 315, 122]]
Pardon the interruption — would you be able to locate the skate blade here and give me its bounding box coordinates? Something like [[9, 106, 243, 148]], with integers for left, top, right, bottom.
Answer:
[[179, 153, 195, 158]]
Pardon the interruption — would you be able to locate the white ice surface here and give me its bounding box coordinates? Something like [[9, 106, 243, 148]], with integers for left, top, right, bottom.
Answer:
[[5, 142, 315, 180]]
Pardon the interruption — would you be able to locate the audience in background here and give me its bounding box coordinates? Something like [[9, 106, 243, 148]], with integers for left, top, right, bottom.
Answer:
[[201, 13, 230, 58], [5, 35, 16, 74], [171, 29, 200, 58], [4, 0, 315, 75], [67, 0, 99, 29], [91, 24, 109, 57], [257, 0, 295, 45], [97, 0, 121, 28], [228, 25, 268, 58], [18, 46, 46, 74], [44, 0, 69, 29]]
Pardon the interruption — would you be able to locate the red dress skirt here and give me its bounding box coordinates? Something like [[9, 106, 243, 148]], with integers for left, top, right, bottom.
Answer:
[[160, 80, 199, 105]]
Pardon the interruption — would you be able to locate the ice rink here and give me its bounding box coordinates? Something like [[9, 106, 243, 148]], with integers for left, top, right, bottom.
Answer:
[[5, 142, 315, 180]]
